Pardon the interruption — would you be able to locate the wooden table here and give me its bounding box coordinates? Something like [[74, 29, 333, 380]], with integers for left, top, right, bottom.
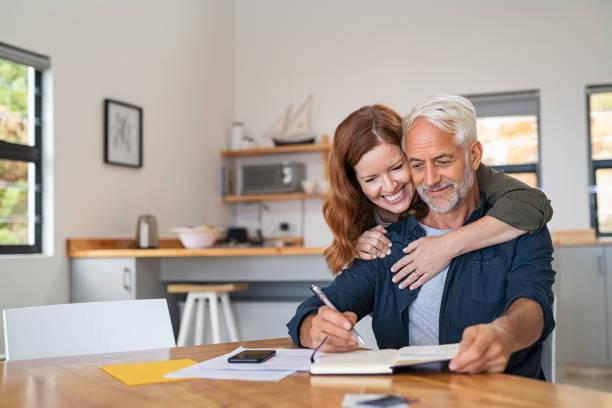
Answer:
[[2, 338, 612, 407]]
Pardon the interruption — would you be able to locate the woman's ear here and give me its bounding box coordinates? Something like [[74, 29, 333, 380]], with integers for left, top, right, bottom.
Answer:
[[470, 141, 483, 170]]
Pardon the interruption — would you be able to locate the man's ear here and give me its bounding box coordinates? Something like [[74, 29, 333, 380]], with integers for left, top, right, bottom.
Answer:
[[469, 141, 483, 170]]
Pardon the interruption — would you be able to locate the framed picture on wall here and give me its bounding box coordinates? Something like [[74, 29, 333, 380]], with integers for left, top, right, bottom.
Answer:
[[104, 99, 143, 168]]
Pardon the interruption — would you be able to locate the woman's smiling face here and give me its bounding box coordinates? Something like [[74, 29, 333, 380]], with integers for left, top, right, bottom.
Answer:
[[354, 142, 414, 221]]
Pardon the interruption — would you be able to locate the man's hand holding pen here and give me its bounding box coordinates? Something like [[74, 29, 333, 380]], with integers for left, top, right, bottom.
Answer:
[[299, 306, 360, 352]]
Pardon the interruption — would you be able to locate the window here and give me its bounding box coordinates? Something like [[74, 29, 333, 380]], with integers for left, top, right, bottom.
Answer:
[[467, 91, 540, 188], [588, 85, 612, 236], [0, 43, 49, 254]]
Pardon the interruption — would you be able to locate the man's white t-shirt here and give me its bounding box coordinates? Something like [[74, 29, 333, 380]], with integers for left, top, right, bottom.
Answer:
[[408, 223, 453, 346]]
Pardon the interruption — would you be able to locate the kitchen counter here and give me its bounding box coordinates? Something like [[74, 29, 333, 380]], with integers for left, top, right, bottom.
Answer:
[[68, 231, 612, 346], [68, 239, 332, 343], [551, 229, 612, 247], [67, 239, 326, 258], [68, 230, 612, 259]]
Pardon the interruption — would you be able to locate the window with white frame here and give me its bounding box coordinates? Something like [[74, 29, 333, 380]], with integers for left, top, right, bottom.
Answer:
[[467, 91, 540, 188], [588, 85, 612, 236], [0, 43, 49, 254]]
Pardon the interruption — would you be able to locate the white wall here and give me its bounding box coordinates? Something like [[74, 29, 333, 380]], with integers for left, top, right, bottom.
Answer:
[[234, 0, 612, 235], [2, 0, 611, 354], [0, 0, 234, 352]]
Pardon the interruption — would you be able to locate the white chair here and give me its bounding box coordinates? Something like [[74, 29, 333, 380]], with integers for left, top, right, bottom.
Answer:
[[541, 298, 558, 382], [168, 283, 247, 346], [542, 330, 555, 382], [3, 299, 175, 361]]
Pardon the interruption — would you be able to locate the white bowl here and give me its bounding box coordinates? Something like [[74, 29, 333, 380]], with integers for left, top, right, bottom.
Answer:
[[301, 180, 316, 194], [317, 179, 330, 195], [171, 226, 221, 249]]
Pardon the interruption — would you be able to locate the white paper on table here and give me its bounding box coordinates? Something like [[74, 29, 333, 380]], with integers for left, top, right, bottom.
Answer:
[[166, 367, 294, 382], [164, 347, 313, 381], [168, 347, 313, 375]]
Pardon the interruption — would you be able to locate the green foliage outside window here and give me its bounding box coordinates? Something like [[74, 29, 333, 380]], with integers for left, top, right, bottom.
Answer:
[[591, 93, 612, 112], [0, 58, 30, 245]]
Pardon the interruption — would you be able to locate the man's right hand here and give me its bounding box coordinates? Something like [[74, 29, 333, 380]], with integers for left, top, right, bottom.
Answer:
[[299, 306, 359, 352]]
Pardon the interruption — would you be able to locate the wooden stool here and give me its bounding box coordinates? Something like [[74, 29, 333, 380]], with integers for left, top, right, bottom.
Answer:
[[167, 283, 248, 346]]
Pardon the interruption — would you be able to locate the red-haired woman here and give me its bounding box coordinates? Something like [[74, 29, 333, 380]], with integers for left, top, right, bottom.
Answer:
[[323, 104, 551, 288]]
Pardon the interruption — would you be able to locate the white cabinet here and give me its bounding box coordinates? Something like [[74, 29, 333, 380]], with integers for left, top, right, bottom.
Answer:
[[605, 248, 612, 363], [556, 245, 612, 379], [71, 258, 165, 302]]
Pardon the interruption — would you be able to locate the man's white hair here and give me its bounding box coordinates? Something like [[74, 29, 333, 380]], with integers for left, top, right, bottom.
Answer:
[[402, 94, 477, 149]]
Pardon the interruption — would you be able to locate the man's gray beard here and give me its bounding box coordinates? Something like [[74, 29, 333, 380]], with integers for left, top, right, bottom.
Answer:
[[416, 164, 475, 214]]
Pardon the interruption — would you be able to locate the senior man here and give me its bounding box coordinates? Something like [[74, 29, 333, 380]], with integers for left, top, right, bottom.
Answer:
[[287, 95, 555, 379]]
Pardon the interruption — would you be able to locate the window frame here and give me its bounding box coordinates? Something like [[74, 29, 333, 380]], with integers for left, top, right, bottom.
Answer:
[[465, 90, 542, 188], [587, 84, 612, 237], [0, 46, 45, 254]]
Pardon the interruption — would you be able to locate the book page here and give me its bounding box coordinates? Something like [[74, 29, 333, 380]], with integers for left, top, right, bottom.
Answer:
[[311, 349, 399, 375], [395, 343, 460, 366]]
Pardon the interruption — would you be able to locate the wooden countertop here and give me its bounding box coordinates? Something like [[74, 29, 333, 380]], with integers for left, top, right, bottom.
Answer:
[[68, 230, 612, 258], [67, 239, 326, 258], [551, 229, 612, 247], [3, 337, 612, 407]]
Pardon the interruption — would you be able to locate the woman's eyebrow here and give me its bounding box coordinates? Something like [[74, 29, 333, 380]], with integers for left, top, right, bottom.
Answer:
[[357, 171, 377, 179]]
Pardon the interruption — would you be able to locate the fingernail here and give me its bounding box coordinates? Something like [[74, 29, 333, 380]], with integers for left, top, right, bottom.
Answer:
[[402, 248, 408, 253], [410, 285, 416, 290], [380, 254, 385, 258], [386, 249, 391, 255], [398, 284, 405, 289], [344, 323, 351, 330], [449, 363, 456, 370], [390, 267, 396, 273], [391, 277, 397, 283], [388, 242, 392, 247]]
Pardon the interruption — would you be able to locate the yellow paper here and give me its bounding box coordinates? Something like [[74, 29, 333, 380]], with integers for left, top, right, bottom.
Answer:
[[100, 359, 197, 386]]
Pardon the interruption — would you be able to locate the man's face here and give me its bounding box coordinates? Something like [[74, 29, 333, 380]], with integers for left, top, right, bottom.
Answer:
[[405, 118, 481, 213]]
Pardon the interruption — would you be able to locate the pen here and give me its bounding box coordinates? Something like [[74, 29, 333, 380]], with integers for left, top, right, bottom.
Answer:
[[309, 284, 366, 346]]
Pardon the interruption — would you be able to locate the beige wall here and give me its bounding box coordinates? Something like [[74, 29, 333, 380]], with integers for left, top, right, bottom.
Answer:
[[0, 0, 234, 351], [234, 0, 612, 234]]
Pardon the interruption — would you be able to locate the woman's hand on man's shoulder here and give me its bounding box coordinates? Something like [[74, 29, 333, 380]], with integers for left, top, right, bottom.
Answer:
[[355, 225, 392, 260]]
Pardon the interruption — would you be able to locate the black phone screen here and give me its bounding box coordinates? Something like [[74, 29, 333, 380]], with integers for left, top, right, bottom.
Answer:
[[227, 349, 276, 363]]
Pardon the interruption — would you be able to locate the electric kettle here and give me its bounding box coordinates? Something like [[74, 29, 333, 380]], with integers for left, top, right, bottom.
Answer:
[[136, 214, 159, 248]]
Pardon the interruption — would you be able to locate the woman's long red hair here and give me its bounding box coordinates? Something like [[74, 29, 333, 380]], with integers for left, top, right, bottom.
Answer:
[[323, 105, 405, 274]]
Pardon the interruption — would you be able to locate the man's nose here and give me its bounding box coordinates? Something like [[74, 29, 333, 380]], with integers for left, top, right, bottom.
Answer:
[[425, 163, 440, 186]]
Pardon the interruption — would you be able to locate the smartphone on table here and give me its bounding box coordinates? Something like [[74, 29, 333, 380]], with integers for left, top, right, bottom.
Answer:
[[227, 349, 276, 363]]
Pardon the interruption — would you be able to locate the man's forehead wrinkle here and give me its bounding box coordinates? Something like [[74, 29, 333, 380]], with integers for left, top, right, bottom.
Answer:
[[407, 150, 455, 161]]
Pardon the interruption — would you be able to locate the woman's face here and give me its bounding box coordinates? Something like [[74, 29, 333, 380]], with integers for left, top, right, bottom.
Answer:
[[353, 142, 414, 219]]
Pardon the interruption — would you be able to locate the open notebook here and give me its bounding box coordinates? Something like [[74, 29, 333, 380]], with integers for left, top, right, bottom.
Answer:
[[310, 343, 460, 375]]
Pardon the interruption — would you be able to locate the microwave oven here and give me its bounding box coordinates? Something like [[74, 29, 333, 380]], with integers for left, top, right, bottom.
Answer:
[[241, 161, 306, 194]]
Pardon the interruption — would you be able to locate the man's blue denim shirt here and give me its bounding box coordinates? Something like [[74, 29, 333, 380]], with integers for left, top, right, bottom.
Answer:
[[287, 199, 556, 379]]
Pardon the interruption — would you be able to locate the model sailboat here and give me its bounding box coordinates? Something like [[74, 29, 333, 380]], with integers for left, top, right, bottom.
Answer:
[[263, 94, 315, 146]]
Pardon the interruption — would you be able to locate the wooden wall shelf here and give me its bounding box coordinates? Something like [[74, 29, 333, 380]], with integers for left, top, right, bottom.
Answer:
[[221, 142, 330, 157], [222, 192, 327, 203]]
